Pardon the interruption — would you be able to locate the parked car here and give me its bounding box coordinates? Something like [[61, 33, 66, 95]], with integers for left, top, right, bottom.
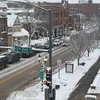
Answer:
[[61, 42, 70, 47], [53, 39, 60, 46], [0, 55, 8, 70], [31, 43, 43, 48], [6, 52, 21, 64], [43, 42, 53, 49], [59, 39, 64, 44]]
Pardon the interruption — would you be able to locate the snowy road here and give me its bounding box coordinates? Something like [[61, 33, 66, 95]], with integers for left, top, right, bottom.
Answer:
[[0, 46, 73, 100], [0, 46, 65, 79]]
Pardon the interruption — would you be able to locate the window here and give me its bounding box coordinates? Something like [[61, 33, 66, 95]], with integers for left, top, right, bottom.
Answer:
[[61, 20, 62, 24], [64, 10, 66, 17], [14, 18, 20, 26], [1, 26, 7, 33], [8, 28, 13, 33], [61, 11, 62, 18], [57, 12, 59, 18], [54, 12, 55, 18]]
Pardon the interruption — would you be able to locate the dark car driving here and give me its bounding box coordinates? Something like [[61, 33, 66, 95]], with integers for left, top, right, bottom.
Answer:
[[6, 52, 21, 64], [0, 55, 8, 70], [21, 50, 36, 58]]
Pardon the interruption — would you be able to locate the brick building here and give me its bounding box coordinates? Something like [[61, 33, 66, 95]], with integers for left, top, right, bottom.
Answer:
[[0, 2, 8, 46], [68, 0, 100, 30], [69, 0, 100, 17], [39, 0, 100, 36], [38, 0, 69, 37], [39, 0, 94, 37], [4, 0, 100, 39]]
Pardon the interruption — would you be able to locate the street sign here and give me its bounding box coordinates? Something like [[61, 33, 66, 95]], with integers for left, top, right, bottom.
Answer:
[[21, 47, 32, 52], [11, 46, 32, 53], [40, 70, 44, 80], [15, 46, 22, 52]]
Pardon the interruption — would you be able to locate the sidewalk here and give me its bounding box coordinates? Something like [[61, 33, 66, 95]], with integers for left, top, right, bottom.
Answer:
[[68, 56, 100, 100]]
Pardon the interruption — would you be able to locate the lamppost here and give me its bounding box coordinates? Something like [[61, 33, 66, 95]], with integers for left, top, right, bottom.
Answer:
[[14, 1, 53, 100]]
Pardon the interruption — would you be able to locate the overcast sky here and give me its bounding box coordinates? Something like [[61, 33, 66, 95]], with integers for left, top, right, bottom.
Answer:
[[34, 0, 100, 3]]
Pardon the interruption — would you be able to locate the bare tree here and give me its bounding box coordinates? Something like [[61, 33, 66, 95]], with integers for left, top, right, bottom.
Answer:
[[84, 16, 100, 56], [18, 1, 48, 45], [70, 32, 86, 66], [85, 32, 95, 57], [69, 14, 100, 65]]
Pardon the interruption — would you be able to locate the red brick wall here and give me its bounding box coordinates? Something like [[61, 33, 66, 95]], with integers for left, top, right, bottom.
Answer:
[[42, 6, 69, 29], [0, 17, 8, 45]]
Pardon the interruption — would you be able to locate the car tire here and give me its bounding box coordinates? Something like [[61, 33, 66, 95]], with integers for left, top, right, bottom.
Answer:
[[5, 63, 8, 67]]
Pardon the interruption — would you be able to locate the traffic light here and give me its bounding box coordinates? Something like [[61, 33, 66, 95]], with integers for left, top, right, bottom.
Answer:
[[45, 67, 52, 87]]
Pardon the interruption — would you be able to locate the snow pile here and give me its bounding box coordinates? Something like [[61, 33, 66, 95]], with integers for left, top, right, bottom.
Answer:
[[31, 37, 48, 45]]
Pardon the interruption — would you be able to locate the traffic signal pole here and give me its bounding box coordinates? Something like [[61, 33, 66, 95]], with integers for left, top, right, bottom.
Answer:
[[13, 1, 54, 99], [48, 9, 52, 86], [48, 9, 54, 100]]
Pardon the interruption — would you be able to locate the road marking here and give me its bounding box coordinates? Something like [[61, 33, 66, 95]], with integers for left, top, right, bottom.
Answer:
[[29, 70, 37, 75], [0, 65, 37, 85], [0, 47, 68, 85]]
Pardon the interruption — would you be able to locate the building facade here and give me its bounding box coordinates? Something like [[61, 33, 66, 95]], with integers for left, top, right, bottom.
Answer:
[[7, 15, 21, 46], [39, 0, 100, 36], [0, 17, 8, 46], [39, 0, 69, 37], [0, 2, 8, 46], [3, 0, 100, 39], [69, 0, 100, 17], [7, 15, 29, 46]]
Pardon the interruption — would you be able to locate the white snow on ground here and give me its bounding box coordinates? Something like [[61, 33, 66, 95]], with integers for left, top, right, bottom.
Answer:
[[6, 47, 100, 100], [31, 37, 48, 46]]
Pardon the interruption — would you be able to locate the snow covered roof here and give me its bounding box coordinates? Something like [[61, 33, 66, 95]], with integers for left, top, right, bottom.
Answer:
[[7, 8, 34, 15], [7, 15, 17, 27], [7, 0, 61, 3], [7, 9, 23, 14], [0, 2, 8, 9], [12, 28, 29, 37]]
